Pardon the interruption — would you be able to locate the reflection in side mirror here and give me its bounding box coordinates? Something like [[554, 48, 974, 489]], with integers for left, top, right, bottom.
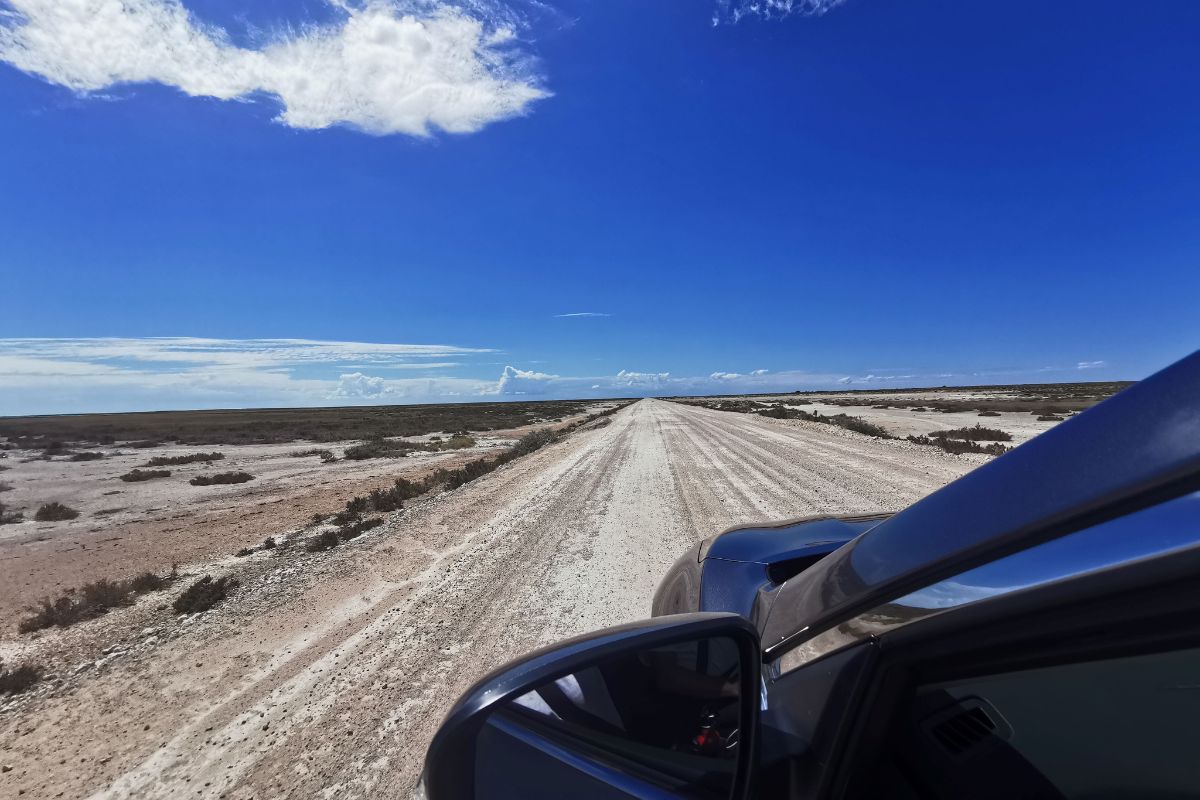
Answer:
[[424, 613, 760, 800]]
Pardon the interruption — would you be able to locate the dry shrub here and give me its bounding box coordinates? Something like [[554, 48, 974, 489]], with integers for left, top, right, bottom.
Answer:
[[927, 425, 1012, 442], [69, 451, 105, 461], [0, 660, 42, 695], [173, 576, 238, 614], [189, 471, 253, 486], [145, 452, 224, 467], [18, 570, 175, 632], [1037, 415, 1065, 422], [0, 501, 22, 525], [907, 435, 1009, 456], [34, 502, 79, 521], [120, 468, 171, 482]]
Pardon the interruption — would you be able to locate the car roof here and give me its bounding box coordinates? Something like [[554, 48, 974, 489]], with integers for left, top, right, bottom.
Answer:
[[760, 349, 1200, 659]]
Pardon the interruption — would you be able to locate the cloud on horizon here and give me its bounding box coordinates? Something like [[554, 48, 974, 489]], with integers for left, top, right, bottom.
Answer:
[[0, 338, 1126, 416], [553, 312, 610, 318], [0, 0, 548, 136]]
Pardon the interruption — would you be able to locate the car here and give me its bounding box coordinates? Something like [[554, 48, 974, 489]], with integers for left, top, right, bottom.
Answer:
[[422, 349, 1200, 800]]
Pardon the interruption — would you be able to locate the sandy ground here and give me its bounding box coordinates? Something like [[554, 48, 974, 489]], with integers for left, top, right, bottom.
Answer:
[[0, 429, 538, 623], [784, 401, 1061, 444], [0, 399, 985, 799]]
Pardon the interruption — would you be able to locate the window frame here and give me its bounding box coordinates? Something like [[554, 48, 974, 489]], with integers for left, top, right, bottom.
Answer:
[[822, 540, 1200, 799]]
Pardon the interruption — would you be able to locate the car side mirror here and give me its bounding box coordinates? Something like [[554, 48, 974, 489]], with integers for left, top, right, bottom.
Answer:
[[422, 613, 761, 800]]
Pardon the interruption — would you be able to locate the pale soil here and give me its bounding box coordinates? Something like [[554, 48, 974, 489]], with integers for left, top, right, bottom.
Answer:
[[0, 420, 578, 624], [722, 389, 1078, 445], [0, 399, 984, 799]]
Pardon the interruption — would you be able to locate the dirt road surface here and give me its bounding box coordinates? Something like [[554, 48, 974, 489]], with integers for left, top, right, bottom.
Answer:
[[0, 399, 982, 798]]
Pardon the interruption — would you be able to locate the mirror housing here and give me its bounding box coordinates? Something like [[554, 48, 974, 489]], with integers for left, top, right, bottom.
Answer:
[[423, 613, 761, 800]]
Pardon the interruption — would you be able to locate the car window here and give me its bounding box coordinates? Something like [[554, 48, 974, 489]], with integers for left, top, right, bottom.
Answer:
[[891, 646, 1200, 799], [775, 490, 1200, 674]]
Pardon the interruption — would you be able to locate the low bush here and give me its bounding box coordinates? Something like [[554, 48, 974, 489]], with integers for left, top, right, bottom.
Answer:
[[1037, 415, 1065, 422], [344, 438, 431, 460], [262, 536, 276, 549], [34, 502, 79, 521], [0, 501, 22, 525], [290, 448, 335, 462], [189, 471, 254, 486], [907, 435, 1009, 456], [69, 451, 105, 462], [911, 407, 928, 412], [977, 410, 1001, 417], [306, 530, 341, 552], [338, 517, 383, 541], [438, 435, 475, 450], [927, 425, 1012, 442], [753, 405, 892, 438], [872, 405, 890, 410], [127, 440, 162, 449], [18, 569, 175, 632], [144, 452, 224, 467], [0, 481, 11, 492], [173, 575, 238, 614], [120, 468, 171, 482], [0, 660, 42, 695]]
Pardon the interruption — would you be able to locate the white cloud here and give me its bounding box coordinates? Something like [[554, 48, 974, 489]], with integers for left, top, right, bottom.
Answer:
[[331, 371, 389, 399], [491, 364, 558, 395], [1077, 360, 1107, 370], [713, 0, 848, 25], [751, 369, 769, 376], [553, 312, 610, 318], [709, 371, 741, 380], [0, 0, 548, 136]]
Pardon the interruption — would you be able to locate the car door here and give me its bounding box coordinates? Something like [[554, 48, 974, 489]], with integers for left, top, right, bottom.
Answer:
[[818, 489, 1200, 799]]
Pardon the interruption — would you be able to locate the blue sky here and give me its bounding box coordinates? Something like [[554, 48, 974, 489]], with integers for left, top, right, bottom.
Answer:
[[1, 0, 1197, 414]]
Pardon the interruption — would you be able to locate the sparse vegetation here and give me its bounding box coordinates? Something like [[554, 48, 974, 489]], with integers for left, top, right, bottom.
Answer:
[[34, 502, 79, 521], [69, 451, 105, 461], [0, 481, 11, 492], [1037, 414, 1065, 422], [119, 468, 171, 482], [0, 400, 618, 446], [0, 660, 42, 695], [173, 575, 238, 614], [18, 569, 176, 633], [343, 438, 428, 460], [144, 452, 224, 467], [927, 425, 1012, 442], [978, 410, 1001, 417], [235, 547, 255, 557], [306, 517, 385, 552], [189, 471, 254, 486], [749, 404, 893, 438], [907, 435, 1009, 456], [262, 536, 276, 549]]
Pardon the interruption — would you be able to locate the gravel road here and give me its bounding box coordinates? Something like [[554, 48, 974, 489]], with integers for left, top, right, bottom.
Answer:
[[0, 399, 981, 799]]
